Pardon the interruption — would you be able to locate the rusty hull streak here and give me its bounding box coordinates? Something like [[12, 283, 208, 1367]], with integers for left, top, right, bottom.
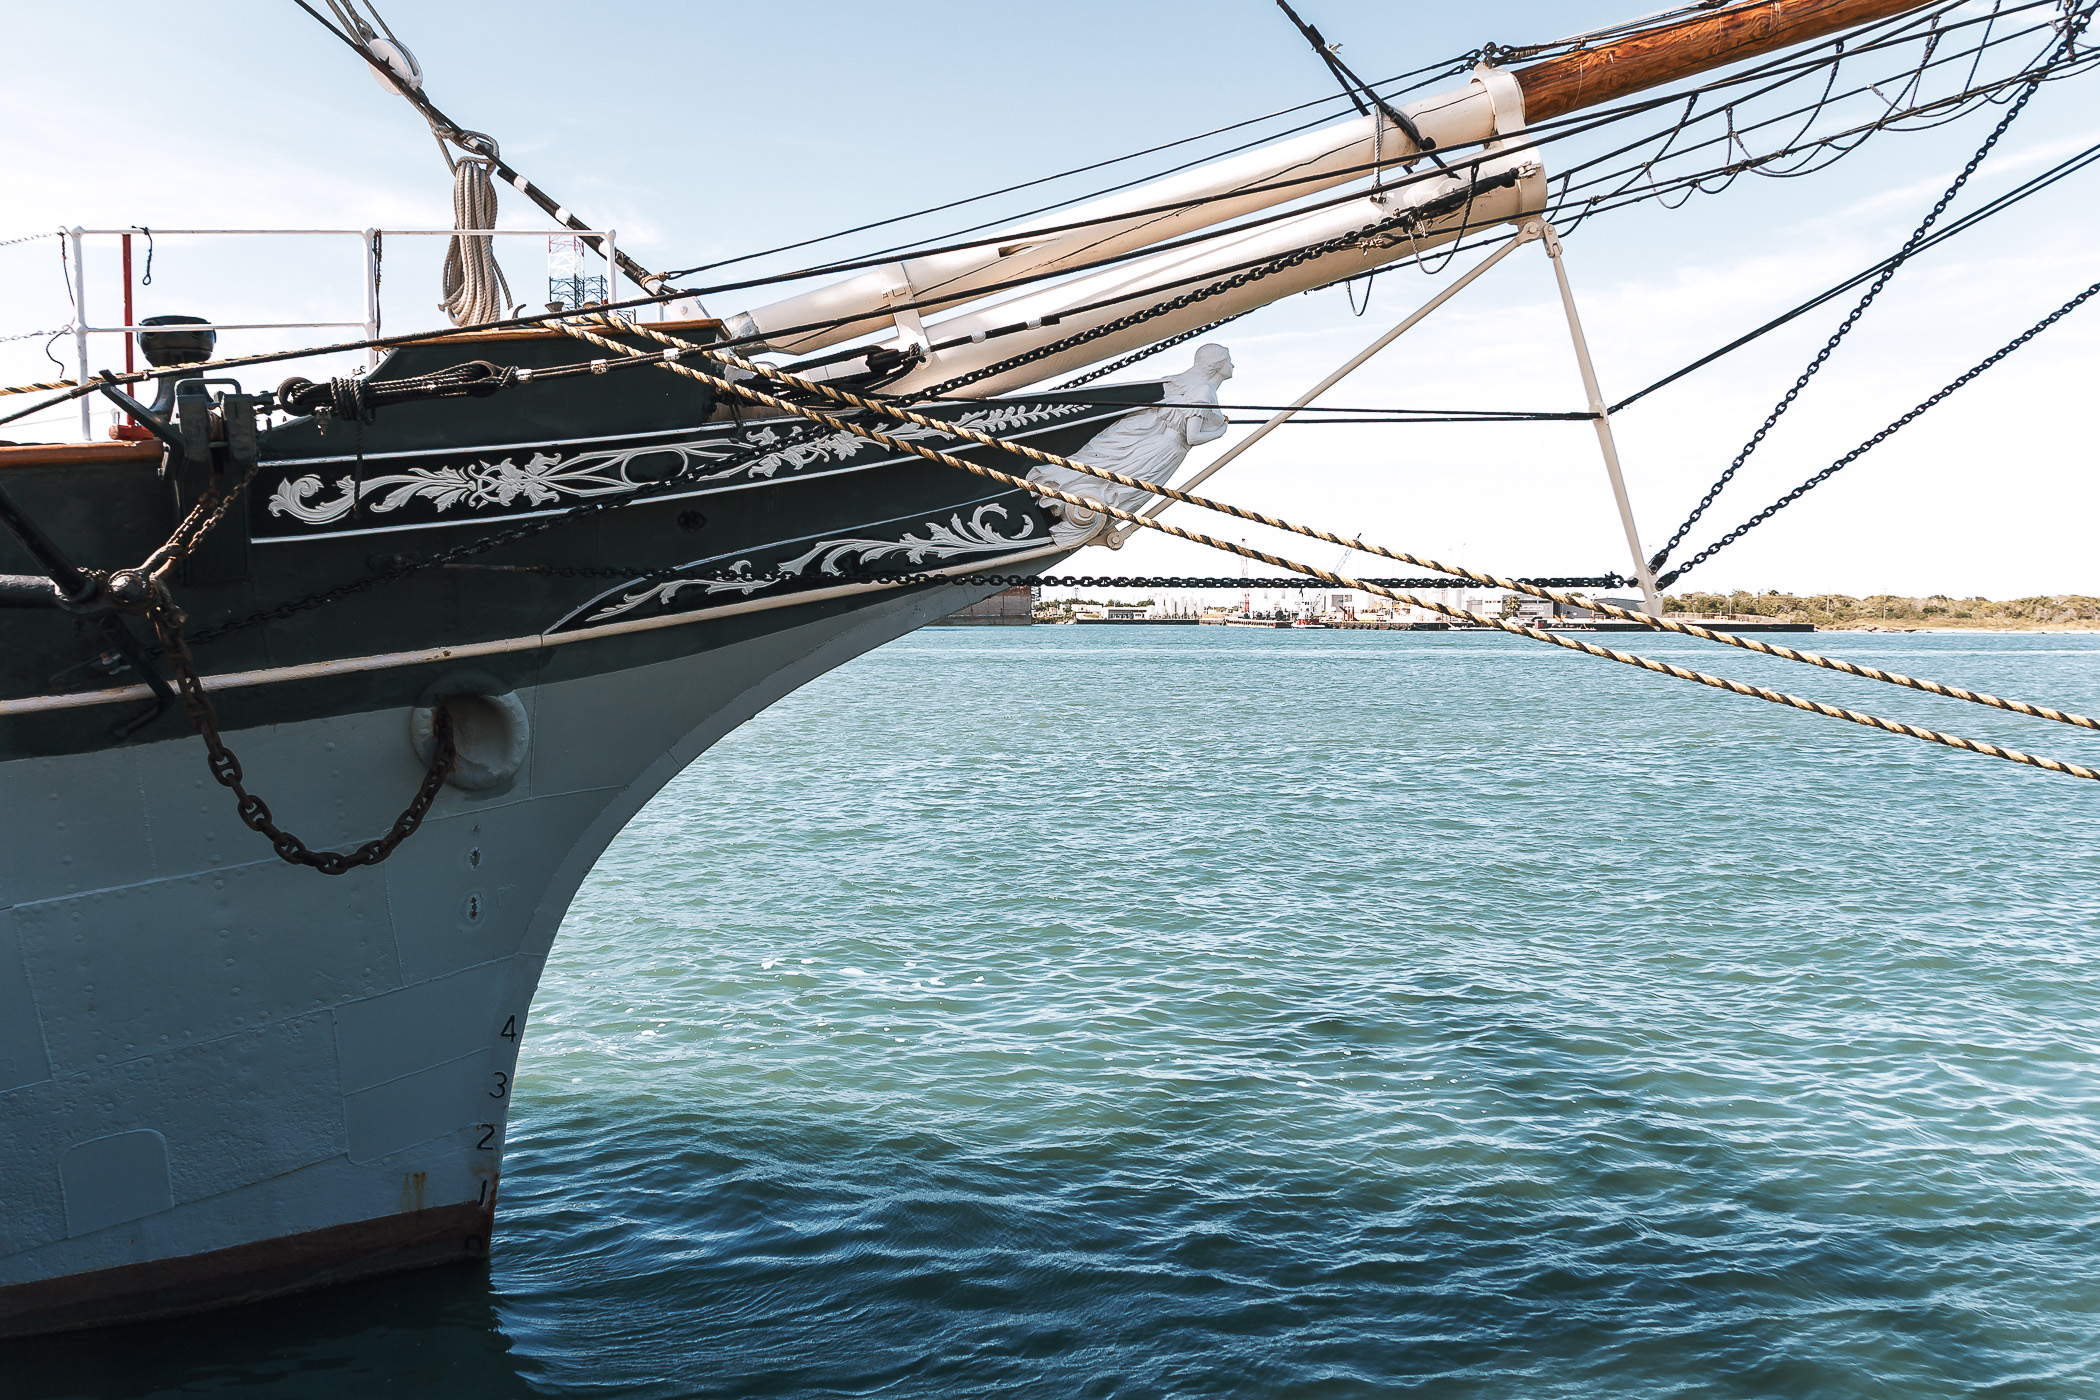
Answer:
[[0, 1198, 496, 1338]]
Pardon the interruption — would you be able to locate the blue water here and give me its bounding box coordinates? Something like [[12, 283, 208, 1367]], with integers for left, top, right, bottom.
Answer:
[[12, 628, 2100, 1398]]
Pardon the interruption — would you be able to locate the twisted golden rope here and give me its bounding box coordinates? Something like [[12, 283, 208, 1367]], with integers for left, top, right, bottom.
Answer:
[[548, 320, 2097, 782], [623, 323, 2098, 737]]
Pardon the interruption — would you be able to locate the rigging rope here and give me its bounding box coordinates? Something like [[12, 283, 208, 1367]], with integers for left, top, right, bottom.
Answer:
[[687, 328, 2100, 736], [655, 55, 1475, 284], [1660, 278, 2100, 587], [657, 5, 2068, 327], [545, 317, 2100, 778], [662, 0, 2033, 291], [3, 5, 2084, 416], [1646, 4, 2084, 574], [1610, 135, 2100, 410]]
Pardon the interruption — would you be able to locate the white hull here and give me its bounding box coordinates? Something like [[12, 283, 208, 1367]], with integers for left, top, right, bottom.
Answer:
[[0, 581, 986, 1333]]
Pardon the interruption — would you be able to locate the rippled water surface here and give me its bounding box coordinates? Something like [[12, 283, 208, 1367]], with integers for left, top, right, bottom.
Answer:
[[15, 628, 2100, 1398]]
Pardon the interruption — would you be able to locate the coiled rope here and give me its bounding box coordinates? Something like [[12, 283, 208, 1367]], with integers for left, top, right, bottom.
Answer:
[[439, 157, 512, 328], [547, 318, 2098, 782]]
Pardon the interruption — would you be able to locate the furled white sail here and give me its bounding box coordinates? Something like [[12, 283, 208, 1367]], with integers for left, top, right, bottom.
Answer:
[[722, 68, 1529, 358], [855, 148, 1545, 398]]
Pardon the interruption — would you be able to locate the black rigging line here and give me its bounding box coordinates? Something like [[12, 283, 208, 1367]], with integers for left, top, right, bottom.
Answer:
[[1062, 131, 2094, 415], [1273, 0, 1451, 170], [783, 43, 2067, 387], [1541, 7, 2061, 214], [665, 1, 2057, 306], [661, 55, 1474, 283], [1060, 129, 2094, 413], [1646, 5, 2084, 576], [697, 0, 2037, 292], [633, 0, 2060, 358], [1611, 137, 2100, 411], [1661, 279, 2100, 588], [5, 3, 2083, 434], [887, 50, 2073, 401]]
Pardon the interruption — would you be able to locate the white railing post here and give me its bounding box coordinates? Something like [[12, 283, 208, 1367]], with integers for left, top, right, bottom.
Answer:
[[39, 227, 630, 413], [71, 227, 91, 442]]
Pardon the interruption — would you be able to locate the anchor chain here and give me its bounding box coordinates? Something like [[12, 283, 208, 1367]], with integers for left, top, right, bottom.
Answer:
[[147, 594, 457, 875], [98, 413, 464, 875]]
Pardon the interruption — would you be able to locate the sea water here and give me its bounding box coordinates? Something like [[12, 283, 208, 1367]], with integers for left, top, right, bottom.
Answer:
[[11, 628, 2100, 1398]]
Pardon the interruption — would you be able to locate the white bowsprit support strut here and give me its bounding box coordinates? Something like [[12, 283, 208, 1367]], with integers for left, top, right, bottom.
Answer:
[[1538, 220, 1663, 615], [1113, 216, 1664, 617], [883, 265, 931, 357], [1108, 224, 1542, 542]]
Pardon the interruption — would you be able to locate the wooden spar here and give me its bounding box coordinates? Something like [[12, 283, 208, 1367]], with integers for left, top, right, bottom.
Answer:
[[1515, 0, 1936, 124]]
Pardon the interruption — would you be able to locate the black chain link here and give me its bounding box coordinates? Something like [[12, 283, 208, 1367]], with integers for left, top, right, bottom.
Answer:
[[1008, 575, 1624, 589], [1648, 8, 2082, 573], [529, 571, 1626, 590], [1053, 312, 1252, 390], [145, 590, 458, 875], [1661, 277, 2100, 587]]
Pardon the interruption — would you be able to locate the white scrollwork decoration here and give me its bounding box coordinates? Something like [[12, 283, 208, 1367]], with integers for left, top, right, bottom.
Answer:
[[265, 441, 734, 526], [262, 403, 1087, 528], [776, 503, 1042, 576], [581, 504, 1044, 625]]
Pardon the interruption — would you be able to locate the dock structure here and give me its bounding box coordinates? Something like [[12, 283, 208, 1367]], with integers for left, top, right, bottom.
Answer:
[[931, 585, 1037, 626], [1071, 615, 1200, 625], [1325, 620, 1454, 631]]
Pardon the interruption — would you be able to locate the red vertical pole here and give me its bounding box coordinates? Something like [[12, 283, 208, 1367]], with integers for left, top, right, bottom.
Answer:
[[121, 235, 135, 376], [120, 235, 137, 430]]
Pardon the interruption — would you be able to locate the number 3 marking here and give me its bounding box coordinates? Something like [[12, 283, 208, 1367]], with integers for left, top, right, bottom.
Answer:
[[489, 1071, 509, 1099]]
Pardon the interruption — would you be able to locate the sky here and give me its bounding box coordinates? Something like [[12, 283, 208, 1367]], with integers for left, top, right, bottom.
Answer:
[[2, 1, 2093, 599]]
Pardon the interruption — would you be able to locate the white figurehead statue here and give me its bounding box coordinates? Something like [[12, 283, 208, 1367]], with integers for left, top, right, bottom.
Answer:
[[1030, 343, 1233, 547]]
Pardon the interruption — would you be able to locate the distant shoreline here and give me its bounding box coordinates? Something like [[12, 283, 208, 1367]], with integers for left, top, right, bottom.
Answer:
[[1818, 624, 2100, 634]]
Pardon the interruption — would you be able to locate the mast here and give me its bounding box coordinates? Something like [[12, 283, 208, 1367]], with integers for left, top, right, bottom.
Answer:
[[1515, 0, 1936, 124]]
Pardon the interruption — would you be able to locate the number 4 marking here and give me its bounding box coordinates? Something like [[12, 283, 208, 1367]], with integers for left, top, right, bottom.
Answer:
[[500, 1016, 518, 1042]]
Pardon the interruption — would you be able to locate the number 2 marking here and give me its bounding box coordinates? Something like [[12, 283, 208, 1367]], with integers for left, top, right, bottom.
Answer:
[[477, 1124, 496, 1149]]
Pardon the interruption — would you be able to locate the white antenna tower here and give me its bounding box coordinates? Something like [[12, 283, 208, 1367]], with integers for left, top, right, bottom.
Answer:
[[547, 233, 607, 311]]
